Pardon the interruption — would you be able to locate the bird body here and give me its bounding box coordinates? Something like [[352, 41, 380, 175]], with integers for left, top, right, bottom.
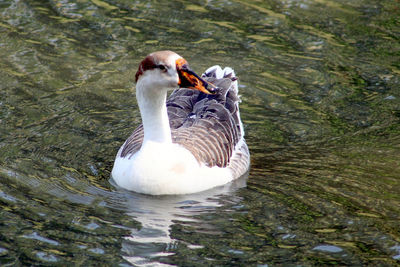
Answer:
[[111, 51, 249, 195]]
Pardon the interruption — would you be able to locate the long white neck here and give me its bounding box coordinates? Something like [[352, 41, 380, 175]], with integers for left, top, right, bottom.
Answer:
[[136, 79, 172, 145]]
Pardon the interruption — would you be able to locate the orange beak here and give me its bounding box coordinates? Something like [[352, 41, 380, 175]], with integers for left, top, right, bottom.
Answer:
[[176, 59, 217, 94]]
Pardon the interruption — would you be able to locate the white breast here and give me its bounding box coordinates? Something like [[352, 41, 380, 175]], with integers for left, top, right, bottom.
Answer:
[[111, 142, 233, 195]]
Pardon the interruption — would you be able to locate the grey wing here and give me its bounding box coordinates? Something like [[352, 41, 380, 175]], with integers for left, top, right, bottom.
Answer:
[[120, 124, 143, 158], [167, 76, 245, 168]]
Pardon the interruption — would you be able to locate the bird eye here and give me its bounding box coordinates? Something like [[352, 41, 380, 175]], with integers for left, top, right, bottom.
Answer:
[[158, 65, 167, 72]]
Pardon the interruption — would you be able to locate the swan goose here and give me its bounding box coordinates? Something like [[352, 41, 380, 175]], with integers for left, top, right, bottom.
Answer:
[[111, 51, 249, 195]]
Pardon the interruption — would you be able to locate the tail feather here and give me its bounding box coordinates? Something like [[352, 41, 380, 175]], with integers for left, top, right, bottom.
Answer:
[[203, 65, 238, 95]]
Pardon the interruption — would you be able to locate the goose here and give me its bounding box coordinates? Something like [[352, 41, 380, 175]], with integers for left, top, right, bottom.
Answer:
[[111, 51, 249, 195]]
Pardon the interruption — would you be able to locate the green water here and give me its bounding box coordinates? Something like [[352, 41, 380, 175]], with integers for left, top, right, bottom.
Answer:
[[0, 0, 399, 265]]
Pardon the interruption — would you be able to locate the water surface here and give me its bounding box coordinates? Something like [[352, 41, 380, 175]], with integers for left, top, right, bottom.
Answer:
[[1, 0, 399, 265]]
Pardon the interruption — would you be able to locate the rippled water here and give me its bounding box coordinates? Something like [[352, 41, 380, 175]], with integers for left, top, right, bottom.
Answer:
[[1, 0, 399, 265]]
